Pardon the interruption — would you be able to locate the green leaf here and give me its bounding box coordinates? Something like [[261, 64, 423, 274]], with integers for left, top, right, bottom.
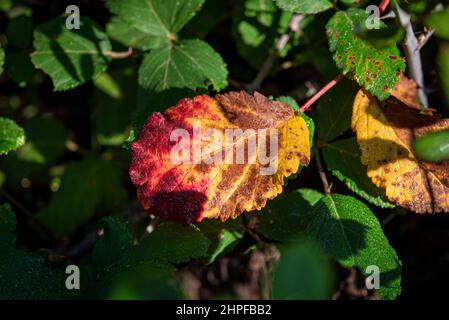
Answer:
[[198, 218, 244, 264], [0, 205, 70, 299], [232, 0, 294, 69], [276, 96, 299, 110], [31, 16, 111, 91], [316, 79, 359, 142], [272, 240, 335, 299], [274, 0, 333, 14], [0, 117, 25, 155], [106, 16, 155, 51], [85, 217, 179, 299], [105, 0, 205, 45], [426, 7, 449, 40], [256, 189, 323, 242], [93, 69, 136, 146], [135, 39, 228, 133], [322, 138, 394, 208], [91, 216, 133, 272], [307, 194, 402, 299], [37, 157, 127, 236], [326, 8, 405, 100], [0, 251, 71, 299], [138, 39, 228, 92], [130, 222, 210, 264]]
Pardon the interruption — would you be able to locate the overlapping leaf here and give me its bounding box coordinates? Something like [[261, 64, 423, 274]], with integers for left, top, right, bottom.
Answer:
[[0, 118, 25, 155], [31, 16, 111, 91], [326, 8, 405, 100], [138, 39, 228, 92], [352, 88, 449, 213], [135, 39, 228, 133], [129, 92, 311, 224], [106, 16, 155, 51], [105, 0, 205, 46], [107, 0, 229, 135], [256, 189, 323, 241], [322, 138, 395, 208], [307, 194, 402, 299], [316, 79, 359, 142], [198, 218, 244, 264], [86, 217, 182, 299], [130, 222, 211, 263]]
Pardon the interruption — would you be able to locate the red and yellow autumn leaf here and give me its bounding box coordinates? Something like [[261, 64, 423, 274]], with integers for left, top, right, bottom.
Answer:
[[351, 83, 449, 213], [129, 92, 310, 224]]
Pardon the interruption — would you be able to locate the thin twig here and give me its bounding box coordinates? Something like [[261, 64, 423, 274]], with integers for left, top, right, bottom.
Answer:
[[415, 29, 434, 52], [60, 203, 148, 258], [63, 228, 104, 259], [103, 47, 133, 59], [381, 210, 399, 227], [315, 148, 332, 194], [246, 14, 304, 93], [395, 3, 429, 107], [299, 74, 344, 113]]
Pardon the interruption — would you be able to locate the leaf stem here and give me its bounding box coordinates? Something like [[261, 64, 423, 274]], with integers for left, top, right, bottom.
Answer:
[[315, 148, 332, 194], [299, 74, 344, 113], [103, 47, 133, 59], [297, 0, 389, 113], [379, 0, 390, 14]]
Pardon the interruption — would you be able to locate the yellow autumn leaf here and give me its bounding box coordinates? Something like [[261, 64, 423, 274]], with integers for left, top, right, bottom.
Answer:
[[351, 89, 449, 213]]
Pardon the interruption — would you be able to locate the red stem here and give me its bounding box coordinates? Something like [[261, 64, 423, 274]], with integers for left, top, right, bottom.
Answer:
[[299, 74, 344, 113], [379, 0, 390, 14], [103, 47, 133, 59]]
